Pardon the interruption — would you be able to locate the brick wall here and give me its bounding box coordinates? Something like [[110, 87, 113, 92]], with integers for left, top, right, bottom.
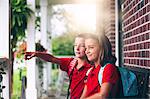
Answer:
[[102, 0, 150, 97], [104, 0, 116, 55], [121, 0, 150, 97], [122, 0, 150, 68]]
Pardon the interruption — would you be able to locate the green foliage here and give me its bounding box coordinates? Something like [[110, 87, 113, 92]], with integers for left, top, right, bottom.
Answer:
[[11, 1, 33, 98], [12, 67, 26, 99], [11, 0, 33, 51], [52, 33, 75, 55]]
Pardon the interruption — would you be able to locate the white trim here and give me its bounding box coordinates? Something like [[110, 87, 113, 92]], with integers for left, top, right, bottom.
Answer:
[[123, 11, 150, 29], [115, 0, 119, 66], [123, 39, 149, 47], [122, 0, 134, 11], [122, 0, 147, 19], [124, 63, 150, 69], [124, 49, 150, 52], [123, 21, 150, 35], [124, 57, 150, 60], [123, 30, 150, 41]]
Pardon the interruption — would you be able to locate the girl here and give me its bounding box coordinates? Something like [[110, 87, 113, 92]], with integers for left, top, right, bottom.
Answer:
[[81, 33, 119, 99]]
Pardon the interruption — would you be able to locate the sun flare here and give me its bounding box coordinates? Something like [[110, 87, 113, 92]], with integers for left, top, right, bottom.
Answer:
[[51, 4, 96, 36], [65, 4, 96, 32]]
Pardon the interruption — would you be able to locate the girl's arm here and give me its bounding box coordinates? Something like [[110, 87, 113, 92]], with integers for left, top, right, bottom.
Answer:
[[80, 85, 87, 99], [25, 51, 61, 64], [85, 83, 112, 99]]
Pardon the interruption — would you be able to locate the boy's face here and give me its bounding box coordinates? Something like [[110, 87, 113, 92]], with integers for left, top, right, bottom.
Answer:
[[74, 37, 86, 58]]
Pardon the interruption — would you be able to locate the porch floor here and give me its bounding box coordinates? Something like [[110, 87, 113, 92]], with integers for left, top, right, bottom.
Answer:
[[40, 89, 67, 99]]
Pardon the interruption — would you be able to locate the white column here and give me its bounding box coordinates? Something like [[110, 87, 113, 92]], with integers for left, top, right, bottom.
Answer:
[[47, 5, 52, 87], [47, 46, 52, 88], [42, 63, 48, 93], [40, 0, 49, 94], [0, 0, 9, 58], [26, 0, 37, 99], [115, 0, 119, 66], [0, 0, 10, 99]]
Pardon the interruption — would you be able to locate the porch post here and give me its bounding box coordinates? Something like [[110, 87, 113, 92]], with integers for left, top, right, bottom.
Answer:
[[26, 0, 37, 99], [40, 0, 49, 96], [0, 0, 10, 99], [47, 5, 52, 88], [115, 0, 119, 66], [115, 0, 123, 66]]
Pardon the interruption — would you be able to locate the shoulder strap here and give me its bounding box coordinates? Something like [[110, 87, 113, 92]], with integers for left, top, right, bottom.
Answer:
[[68, 58, 78, 76], [67, 58, 78, 99], [98, 63, 110, 86]]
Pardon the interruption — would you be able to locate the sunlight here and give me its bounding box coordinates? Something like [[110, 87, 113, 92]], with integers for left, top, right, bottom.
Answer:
[[51, 4, 96, 36], [66, 4, 96, 32]]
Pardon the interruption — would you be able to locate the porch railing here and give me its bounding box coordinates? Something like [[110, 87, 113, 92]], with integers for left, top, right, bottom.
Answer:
[[21, 76, 27, 99], [0, 58, 10, 99]]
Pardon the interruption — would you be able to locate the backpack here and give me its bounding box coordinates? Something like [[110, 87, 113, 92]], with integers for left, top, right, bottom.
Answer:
[[98, 63, 139, 97]]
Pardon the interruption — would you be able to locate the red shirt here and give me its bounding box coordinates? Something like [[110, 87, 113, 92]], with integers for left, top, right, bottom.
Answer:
[[59, 58, 91, 99], [86, 64, 119, 97]]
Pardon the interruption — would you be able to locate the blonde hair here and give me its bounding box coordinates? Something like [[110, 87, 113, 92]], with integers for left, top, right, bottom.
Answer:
[[84, 33, 116, 66]]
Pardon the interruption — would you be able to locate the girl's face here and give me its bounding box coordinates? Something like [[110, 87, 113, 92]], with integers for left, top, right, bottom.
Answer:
[[74, 37, 86, 58], [85, 38, 100, 63]]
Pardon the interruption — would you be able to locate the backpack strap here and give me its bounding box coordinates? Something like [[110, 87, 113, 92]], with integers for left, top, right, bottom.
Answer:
[[68, 58, 78, 76], [67, 58, 78, 99], [98, 63, 110, 86]]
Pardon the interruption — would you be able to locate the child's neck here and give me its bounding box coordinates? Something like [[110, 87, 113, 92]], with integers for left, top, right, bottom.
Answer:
[[76, 58, 86, 69], [94, 61, 100, 68]]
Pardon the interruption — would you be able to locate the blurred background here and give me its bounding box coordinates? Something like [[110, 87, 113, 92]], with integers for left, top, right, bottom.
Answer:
[[0, 0, 150, 99]]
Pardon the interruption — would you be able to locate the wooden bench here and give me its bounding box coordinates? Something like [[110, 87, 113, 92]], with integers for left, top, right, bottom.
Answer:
[[124, 66, 150, 98]]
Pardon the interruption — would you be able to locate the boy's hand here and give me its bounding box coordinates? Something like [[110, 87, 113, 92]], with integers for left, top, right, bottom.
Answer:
[[25, 52, 35, 60]]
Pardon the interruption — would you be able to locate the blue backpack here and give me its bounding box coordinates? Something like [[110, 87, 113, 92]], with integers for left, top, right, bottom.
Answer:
[[98, 64, 138, 97]]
